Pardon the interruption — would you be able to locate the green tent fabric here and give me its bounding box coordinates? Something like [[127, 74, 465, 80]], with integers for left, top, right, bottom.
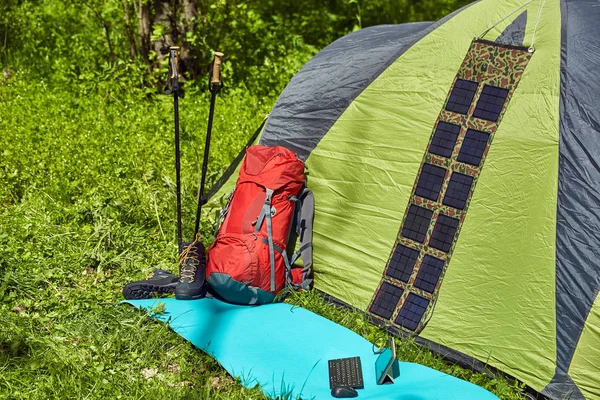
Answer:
[[208, 1, 600, 399]]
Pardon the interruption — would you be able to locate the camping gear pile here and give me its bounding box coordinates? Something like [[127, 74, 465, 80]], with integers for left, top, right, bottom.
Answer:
[[124, 0, 600, 398], [123, 48, 314, 305]]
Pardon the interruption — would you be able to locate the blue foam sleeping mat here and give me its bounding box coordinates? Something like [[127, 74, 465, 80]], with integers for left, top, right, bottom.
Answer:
[[124, 297, 498, 400]]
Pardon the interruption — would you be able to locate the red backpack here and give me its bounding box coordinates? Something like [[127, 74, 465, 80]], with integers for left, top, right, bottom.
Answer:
[[206, 145, 314, 305]]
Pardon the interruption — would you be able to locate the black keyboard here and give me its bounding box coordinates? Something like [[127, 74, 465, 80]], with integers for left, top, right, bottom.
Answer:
[[328, 356, 364, 389]]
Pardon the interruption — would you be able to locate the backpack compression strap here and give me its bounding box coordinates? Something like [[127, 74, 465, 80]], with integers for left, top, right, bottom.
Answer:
[[255, 188, 276, 292], [255, 188, 314, 292]]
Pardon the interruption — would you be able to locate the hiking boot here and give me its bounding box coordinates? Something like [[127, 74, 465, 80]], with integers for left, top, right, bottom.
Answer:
[[175, 240, 207, 300], [122, 269, 178, 300]]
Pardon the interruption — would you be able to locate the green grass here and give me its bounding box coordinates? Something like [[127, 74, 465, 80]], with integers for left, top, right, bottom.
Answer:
[[0, 75, 527, 399]]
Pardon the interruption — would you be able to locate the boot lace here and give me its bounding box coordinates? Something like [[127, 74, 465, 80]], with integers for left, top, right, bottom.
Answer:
[[178, 234, 201, 282]]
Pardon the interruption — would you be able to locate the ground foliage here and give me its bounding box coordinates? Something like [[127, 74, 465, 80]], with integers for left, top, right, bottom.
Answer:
[[0, 0, 528, 399]]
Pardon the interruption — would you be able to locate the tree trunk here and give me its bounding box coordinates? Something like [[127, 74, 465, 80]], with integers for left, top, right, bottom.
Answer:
[[180, 0, 198, 75], [182, 0, 196, 22], [138, 0, 152, 63], [138, 0, 201, 75], [152, 0, 176, 63], [122, 0, 137, 60]]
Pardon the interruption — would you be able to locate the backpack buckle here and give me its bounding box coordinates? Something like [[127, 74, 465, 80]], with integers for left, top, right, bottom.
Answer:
[[264, 188, 274, 204]]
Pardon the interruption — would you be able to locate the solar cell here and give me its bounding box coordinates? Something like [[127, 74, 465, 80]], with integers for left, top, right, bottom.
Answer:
[[442, 172, 474, 210], [429, 121, 461, 158], [370, 282, 404, 320], [414, 255, 445, 293], [385, 245, 419, 283], [415, 164, 446, 202], [394, 293, 430, 331], [457, 129, 489, 166], [473, 85, 508, 122], [445, 79, 478, 114], [429, 214, 459, 252], [401, 205, 433, 243]]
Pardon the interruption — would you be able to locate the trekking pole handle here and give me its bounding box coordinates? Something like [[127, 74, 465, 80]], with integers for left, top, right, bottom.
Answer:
[[170, 46, 180, 79], [211, 52, 224, 86]]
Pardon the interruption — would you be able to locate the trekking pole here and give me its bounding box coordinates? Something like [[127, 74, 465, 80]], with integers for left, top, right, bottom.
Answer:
[[193, 51, 224, 236], [165, 46, 184, 250]]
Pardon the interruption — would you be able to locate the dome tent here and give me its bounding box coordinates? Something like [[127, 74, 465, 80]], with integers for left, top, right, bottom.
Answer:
[[210, 0, 600, 398]]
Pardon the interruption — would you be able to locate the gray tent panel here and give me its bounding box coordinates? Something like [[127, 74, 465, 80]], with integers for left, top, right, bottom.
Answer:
[[259, 22, 432, 160], [544, 0, 600, 398], [496, 11, 527, 46]]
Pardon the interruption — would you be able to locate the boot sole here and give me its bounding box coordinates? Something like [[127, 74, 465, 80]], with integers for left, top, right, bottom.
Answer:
[[174, 290, 207, 301], [123, 282, 178, 300]]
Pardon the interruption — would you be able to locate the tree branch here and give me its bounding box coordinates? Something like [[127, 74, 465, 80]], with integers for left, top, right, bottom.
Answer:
[[79, 0, 116, 60]]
